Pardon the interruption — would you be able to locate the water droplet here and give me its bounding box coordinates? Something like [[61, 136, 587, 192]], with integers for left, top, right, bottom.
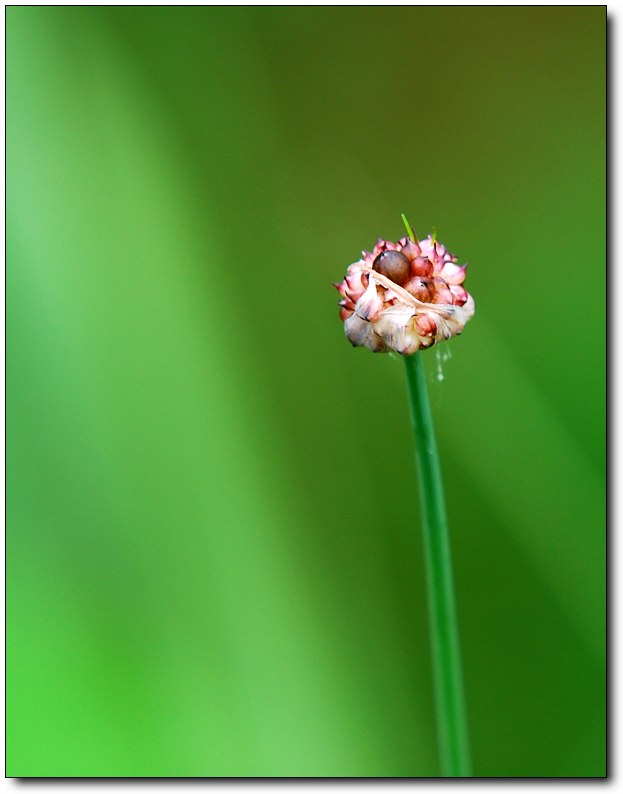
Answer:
[[434, 345, 454, 381], [435, 348, 445, 381]]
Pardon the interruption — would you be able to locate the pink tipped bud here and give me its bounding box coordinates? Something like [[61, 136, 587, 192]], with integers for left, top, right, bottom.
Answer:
[[450, 285, 468, 306], [411, 256, 433, 277], [344, 270, 367, 300], [404, 277, 434, 303], [432, 284, 454, 305], [438, 261, 467, 285], [415, 313, 438, 338]]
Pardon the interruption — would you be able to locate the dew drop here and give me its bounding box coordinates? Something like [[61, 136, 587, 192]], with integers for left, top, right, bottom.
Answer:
[[434, 346, 453, 382], [435, 347, 445, 381]]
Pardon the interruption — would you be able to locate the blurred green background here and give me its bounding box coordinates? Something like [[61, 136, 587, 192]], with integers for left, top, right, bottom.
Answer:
[[7, 6, 605, 778]]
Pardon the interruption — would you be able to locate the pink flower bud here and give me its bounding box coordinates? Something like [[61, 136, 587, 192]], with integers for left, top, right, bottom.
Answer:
[[450, 285, 468, 306], [412, 257, 434, 277], [438, 261, 467, 285], [415, 313, 438, 338]]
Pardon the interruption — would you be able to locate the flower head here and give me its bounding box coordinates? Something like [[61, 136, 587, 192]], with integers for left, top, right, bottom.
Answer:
[[334, 230, 475, 355]]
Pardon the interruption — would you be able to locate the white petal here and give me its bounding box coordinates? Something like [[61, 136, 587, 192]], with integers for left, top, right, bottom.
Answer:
[[354, 274, 383, 322]]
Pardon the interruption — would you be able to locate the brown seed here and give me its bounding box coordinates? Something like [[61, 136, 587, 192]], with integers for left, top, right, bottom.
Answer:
[[372, 250, 411, 286]]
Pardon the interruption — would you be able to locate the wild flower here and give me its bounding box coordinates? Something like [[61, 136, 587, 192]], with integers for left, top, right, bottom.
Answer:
[[334, 234, 474, 355]]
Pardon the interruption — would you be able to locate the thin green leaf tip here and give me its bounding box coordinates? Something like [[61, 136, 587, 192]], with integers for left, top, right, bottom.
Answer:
[[431, 226, 437, 244], [401, 213, 417, 243]]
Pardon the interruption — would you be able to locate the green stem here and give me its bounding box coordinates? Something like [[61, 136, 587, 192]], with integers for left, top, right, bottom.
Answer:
[[404, 353, 471, 777]]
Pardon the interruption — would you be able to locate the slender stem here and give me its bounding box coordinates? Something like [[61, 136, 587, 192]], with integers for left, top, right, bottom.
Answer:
[[404, 353, 471, 777]]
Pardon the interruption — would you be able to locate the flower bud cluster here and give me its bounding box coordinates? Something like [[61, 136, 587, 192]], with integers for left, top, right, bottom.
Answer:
[[334, 235, 475, 355]]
